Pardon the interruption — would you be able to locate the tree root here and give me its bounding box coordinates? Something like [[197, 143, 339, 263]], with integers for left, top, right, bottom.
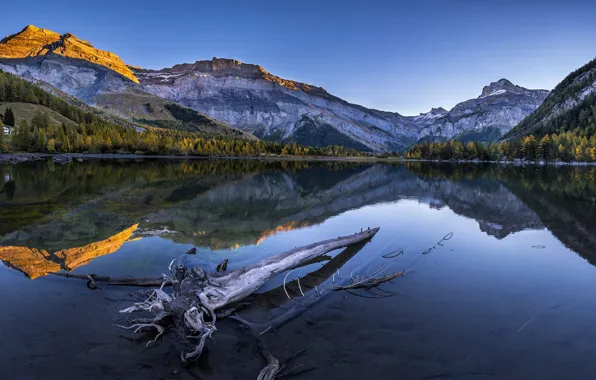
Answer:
[[114, 227, 380, 362], [257, 347, 283, 380]]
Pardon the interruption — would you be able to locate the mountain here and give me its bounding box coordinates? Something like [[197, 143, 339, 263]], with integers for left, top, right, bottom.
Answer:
[[504, 58, 596, 139], [0, 25, 137, 83], [132, 58, 423, 151], [0, 27, 249, 139], [0, 25, 550, 151], [418, 79, 549, 142]]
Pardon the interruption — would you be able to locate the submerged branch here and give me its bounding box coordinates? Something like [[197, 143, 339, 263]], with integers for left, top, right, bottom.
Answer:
[[49, 272, 168, 287]]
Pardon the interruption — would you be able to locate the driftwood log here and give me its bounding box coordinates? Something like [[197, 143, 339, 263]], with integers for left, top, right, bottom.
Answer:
[[115, 227, 380, 361]]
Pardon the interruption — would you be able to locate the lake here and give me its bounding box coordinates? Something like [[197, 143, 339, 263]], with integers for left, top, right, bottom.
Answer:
[[1, 159, 596, 380]]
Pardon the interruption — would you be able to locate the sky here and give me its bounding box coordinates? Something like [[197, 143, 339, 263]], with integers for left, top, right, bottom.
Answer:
[[2, 0, 596, 115]]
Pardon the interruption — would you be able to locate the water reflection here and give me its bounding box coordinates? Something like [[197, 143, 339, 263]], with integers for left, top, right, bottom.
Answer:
[[3, 160, 596, 380], [1, 160, 596, 279], [0, 224, 138, 279]]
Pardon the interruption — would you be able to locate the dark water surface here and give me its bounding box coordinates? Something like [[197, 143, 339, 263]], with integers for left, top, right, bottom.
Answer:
[[2, 159, 596, 380]]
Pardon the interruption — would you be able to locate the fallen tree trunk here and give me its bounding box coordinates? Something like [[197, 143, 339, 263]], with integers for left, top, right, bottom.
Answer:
[[198, 227, 380, 311], [120, 227, 380, 361]]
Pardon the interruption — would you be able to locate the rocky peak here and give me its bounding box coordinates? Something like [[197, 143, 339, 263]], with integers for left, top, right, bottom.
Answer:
[[0, 25, 138, 83], [415, 107, 448, 121], [479, 78, 526, 98], [139, 57, 328, 95], [428, 107, 448, 115]]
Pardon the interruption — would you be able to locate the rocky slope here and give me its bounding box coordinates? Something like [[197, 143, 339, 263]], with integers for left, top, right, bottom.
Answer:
[[0, 25, 550, 151], [504, 58, 596, 139], [133, 58, 421, 151], [418, 79, 549, 142]]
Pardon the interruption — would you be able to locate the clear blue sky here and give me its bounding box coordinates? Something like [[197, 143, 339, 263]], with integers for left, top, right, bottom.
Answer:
[[2, 0, 596, 115]]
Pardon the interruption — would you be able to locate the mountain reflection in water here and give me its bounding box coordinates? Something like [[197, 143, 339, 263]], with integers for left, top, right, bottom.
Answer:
[[2, 159, 596, 380], [1, 160, 595, 279]]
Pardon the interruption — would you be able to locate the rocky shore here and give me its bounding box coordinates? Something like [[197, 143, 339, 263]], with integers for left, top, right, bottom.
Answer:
[[0, 153, 83, 165]]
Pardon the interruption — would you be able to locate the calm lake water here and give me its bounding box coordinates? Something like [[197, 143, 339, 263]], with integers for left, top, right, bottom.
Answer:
[[1, 159, 596, 380]]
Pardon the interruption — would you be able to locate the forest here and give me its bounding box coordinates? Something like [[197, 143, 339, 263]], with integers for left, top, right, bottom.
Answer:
[[405, 130, 596, 163]]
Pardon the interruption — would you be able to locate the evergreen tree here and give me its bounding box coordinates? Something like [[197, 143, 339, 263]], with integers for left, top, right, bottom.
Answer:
[[0, 126, 5, 153], [16, 119, 32, 151], [4, 107, 15, 126]]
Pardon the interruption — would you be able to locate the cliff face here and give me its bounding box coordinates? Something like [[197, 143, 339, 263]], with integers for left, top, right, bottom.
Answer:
[[134, 66, 548, 149], [0, 25, 138, 83], [134, 58, 420, 151]]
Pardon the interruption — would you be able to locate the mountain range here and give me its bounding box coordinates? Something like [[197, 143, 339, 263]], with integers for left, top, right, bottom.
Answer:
[[0, 25, 551, 151]]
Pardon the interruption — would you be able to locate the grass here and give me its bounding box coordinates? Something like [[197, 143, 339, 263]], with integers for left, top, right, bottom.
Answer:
[[95, 89, 178, 121], [0, 102, 78, 127]]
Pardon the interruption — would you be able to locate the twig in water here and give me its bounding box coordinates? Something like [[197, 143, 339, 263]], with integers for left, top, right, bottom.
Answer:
[[283, 270, 296, 300], [517, 316, 536, 333], [382, 248, 404, 259]]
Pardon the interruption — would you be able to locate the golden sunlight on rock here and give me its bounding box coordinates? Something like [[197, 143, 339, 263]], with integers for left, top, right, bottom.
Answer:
[[0, 25, 139, 83], [255, 221, 312, 245]]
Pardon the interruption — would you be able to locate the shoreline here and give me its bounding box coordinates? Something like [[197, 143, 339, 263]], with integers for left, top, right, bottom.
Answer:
[[0, 152, 403, 164], [1, 152, 595, 166], [404, 158, 596, 166]]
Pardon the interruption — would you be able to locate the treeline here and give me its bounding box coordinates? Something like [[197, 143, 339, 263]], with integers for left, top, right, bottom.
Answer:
[[405, 130, 596, 162], [164, 103, 215, 125], [3, 109, 364, 157], [403, 161, 596, 200], [0, 69, 365, 157]]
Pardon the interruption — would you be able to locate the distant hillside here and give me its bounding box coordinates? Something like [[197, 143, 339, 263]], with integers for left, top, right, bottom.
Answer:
[[0, 102, 78, 127], [0, 69, 113, 128], [96, 90, 255, 139], [504, 58, 596, 139]]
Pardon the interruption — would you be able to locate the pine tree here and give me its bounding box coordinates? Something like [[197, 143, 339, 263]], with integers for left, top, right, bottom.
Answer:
[[16, 119, 32, 151], [4, 107, 15, 126], [46, 138, 56, 153], [36, 130, 48, 151], [0, 126, 5, 153]]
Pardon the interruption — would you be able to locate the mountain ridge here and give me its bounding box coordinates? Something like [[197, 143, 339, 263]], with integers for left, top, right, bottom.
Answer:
[[0, 25, 551, 151]]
